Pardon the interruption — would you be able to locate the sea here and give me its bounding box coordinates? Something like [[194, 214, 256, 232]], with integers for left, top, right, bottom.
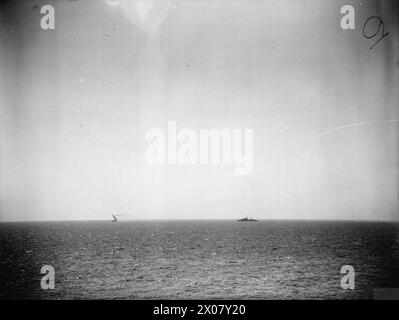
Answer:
[[1, 220, 399, 299]]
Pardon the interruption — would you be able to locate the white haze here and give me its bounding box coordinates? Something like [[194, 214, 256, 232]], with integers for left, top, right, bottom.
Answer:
[[0, 0, 398, 221]]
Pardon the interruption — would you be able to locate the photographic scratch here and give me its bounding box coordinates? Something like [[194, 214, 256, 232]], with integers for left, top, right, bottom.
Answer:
[[301, 119, 399, 146]]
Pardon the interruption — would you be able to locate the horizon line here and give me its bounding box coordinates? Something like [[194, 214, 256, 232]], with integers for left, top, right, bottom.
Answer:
[[0, 217, 398, 223]]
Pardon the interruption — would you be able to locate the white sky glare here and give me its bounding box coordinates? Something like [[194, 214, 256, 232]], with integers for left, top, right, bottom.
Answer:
[[0, 0, 398, 221]]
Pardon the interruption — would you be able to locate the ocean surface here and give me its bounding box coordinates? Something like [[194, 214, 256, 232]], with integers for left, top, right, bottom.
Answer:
[[1, 220, 399, 299]]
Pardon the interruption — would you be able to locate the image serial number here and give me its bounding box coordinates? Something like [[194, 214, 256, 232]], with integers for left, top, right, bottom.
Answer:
[[197, 304, 246, 315]]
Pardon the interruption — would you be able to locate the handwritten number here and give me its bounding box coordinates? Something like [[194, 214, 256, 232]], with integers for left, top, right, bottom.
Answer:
[[362, 16, 389, 50]]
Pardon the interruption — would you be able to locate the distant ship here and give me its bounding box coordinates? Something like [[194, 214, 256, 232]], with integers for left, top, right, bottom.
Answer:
[[237, 216, 258, 222]]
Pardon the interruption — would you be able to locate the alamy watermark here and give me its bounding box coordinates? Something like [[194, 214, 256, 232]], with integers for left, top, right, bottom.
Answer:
[[40, 265, 55, 290], [145, 121, 254, 175], [340, 265, 355, 290]]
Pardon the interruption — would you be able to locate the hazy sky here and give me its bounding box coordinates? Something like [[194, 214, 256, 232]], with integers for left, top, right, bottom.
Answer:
[[1, 0, 398, 221]]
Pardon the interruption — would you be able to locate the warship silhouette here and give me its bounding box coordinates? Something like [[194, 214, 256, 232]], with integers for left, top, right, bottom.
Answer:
[[237, 216, 258, 222]]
